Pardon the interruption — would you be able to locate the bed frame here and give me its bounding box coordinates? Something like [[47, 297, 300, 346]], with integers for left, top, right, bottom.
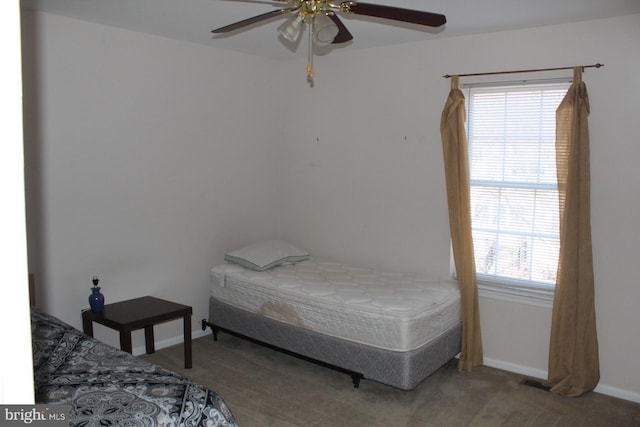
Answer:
[[203, 296, 462, 390]]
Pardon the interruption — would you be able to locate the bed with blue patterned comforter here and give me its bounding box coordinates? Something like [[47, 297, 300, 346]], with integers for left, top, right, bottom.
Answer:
[[31, 308, 238, 426]]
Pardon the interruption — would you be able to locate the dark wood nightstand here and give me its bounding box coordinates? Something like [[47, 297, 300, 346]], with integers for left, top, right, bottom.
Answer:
[[82, 296, 193, 368]]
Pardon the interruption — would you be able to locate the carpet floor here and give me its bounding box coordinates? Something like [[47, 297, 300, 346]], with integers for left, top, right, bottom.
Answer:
[[142, 334, 640, 427]]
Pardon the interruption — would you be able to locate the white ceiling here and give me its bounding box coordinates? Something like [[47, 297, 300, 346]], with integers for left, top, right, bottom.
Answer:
[[21, 0, 640, 60]]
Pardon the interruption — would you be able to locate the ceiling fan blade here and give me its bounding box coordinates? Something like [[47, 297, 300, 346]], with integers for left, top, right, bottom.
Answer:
[[212, 9, 290, 33], [345, 2, 446, 27], [328, 14, 354, 44]]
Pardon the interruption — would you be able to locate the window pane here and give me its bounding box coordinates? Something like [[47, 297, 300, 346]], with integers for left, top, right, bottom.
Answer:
[[531, 237, 560, 282], [494, 233, 532, 281], [473, 230, 499, 275]]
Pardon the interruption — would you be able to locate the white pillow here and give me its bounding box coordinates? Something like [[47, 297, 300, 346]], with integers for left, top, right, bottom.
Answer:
[[224, 240, 309, 271]]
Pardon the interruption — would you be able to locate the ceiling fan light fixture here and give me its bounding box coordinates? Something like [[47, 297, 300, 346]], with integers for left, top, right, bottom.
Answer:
[[278, 14, 304, 43], [312, 13, 339, 46]]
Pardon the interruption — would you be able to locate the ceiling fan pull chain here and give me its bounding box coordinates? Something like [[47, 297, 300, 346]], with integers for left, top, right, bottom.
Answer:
[[307, 19, 315, 79]]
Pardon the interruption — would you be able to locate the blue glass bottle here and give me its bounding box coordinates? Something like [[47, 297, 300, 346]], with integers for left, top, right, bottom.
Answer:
[[89, 276, 105, 313]]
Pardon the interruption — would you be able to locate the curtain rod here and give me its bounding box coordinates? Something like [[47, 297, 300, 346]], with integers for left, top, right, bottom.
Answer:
[[443, 63, 603, 79]]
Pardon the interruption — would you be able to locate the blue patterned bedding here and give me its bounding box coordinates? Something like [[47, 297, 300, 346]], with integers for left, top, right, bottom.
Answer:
[[31, 308, 238, 426]]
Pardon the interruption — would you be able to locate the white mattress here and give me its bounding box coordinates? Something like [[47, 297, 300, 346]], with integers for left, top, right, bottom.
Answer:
[[209, 259, 461, 352]]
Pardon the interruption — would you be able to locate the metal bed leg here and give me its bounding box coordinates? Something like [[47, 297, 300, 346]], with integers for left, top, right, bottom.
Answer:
[[351, 374, 363, 388], [201, 319, 219, 341]]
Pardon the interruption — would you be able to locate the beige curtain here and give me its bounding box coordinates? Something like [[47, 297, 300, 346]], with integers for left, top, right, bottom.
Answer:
[[547, 67, 599, 396], [440, 76, 483, 372]]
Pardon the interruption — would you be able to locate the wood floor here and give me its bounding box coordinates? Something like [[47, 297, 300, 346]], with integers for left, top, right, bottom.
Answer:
[[143, 334, 640, 427]]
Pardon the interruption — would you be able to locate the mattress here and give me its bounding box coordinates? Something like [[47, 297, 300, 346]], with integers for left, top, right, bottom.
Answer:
[[210, 259, 460, 352]]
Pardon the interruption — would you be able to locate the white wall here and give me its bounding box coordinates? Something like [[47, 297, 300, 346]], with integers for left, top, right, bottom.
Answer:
[[22, 10, 284, 348], [22, 8, 640, 403], [277, 14, 640, 401]]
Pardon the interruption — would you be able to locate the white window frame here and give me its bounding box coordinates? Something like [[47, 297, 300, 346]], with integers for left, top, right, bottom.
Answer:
[[459, 78, 571, 307]]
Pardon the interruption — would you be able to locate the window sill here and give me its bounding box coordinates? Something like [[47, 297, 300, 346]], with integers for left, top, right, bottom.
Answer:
[[477, 279, 554, 308]]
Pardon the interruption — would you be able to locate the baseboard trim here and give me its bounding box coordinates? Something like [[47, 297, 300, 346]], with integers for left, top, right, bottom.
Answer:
[[483, 357, 547, 381], [594, 383, 640, 404], [483, 357, 640, 404]]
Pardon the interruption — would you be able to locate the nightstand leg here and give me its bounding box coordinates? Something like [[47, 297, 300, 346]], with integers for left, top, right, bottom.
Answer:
[[183, 314, 192, 369], [145, 325, 155, 354], [82, 315, 94, 337], [120, 331, 133, 354]]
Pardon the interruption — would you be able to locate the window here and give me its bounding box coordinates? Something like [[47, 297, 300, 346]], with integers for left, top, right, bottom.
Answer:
[[463, 81, 570, 302]]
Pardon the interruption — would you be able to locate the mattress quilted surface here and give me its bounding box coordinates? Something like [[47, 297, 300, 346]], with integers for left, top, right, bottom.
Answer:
[[210, 259, 461, 351]]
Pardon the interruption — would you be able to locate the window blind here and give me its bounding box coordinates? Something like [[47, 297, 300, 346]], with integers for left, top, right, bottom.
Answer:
[[465, 82, 569, 286]]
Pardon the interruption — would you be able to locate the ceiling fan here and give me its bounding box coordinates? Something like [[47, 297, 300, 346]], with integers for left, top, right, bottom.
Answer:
[[212, 0, 446, 80]]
